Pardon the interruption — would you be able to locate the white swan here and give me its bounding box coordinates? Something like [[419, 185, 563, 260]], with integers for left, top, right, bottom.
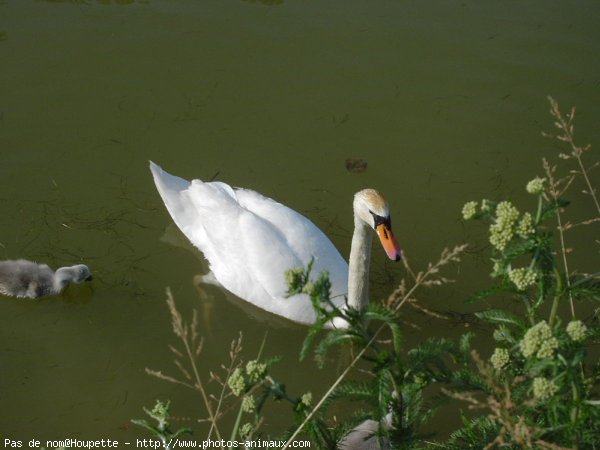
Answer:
[[150, 161, 401, 325], [0, 259, 93, 299]]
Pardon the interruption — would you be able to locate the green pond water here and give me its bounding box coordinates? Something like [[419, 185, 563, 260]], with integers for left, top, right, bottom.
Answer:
[[1, 0, 599, 443]]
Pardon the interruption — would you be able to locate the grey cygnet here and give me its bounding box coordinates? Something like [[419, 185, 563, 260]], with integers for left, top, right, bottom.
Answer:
[[0, 259, 93, 299]]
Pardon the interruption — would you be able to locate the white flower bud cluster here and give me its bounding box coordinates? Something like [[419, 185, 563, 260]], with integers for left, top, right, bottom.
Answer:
[[526, 177, 546, 195], [508, 267, 537, 291], [533, 376, 558, 401], [462, 201, 478, 220], [566, 320, 587, 342], [490, 347, 510, 370], [516, 212, 535, 238], [489, 201, 520, 251], [520, 320, 558, 359]]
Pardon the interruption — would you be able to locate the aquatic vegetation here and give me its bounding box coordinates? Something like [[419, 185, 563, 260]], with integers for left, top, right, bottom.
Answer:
[[132, 400, 191, 450], [135, 98, 600, 449], [446, 97, 600, 449], [136, 288, 313, 445]]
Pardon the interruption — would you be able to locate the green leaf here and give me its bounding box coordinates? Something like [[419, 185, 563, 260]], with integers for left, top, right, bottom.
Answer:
[[330, 381, 375, 403], [503, 238, 537, 260], [525, 358, 555, 374], [171, 428, 193, 438], [475, 309, 527, 329], [539, 197, 570, 222], [443, 415, 499, 449], [568, 274, 600, 303], [493, 325, 517, 344], [130, 419, 157, 434], [406, 338, 456, 383], [466, 284, 516, 304], [364, 304, 403, 353], [300, 315, 330, 361], [407, 338, 456, 363], [314, 330, 361, 367], [459, 332, 474, 356], [570, 272, 600, 288], [450, 369, 488, 392]]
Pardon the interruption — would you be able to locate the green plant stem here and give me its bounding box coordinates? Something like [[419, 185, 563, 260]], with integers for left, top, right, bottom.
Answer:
[[229, 399, 245, 443], [548, 268, 563, 328], [548, 296, 560, 329], [183, 337, 221, 442], [521, 295, 535, 325], [554, 205, 576, 320], [544, 161, 577, 320], [571, 381, 580, 450], [535, 194, 544, 224], [211, 354, 242, 444]]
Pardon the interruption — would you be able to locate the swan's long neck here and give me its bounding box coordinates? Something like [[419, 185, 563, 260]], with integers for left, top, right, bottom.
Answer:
[[347, 215, 373, 310]]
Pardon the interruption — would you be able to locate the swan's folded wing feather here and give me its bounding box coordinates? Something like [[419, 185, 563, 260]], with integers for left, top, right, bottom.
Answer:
[[184, 183, 303, 304], [235, 189, 349, 299]]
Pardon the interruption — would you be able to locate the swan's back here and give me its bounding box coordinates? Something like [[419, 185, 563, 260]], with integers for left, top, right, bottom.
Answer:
[[150, 162, 349, 324]]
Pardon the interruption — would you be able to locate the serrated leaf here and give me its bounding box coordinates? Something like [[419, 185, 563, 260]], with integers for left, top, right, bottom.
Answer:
[[171, 428, 193, 438], [408, 338, 456, 363], [331, 381, 375, 402], [459, 332, 475, 355], [314, 330, 359, 367], [539, 197, 570, 222], [503, 238, 537, 260], [525, 358, 555, 374], [570, 272, 600, 288], [130, 419, 156, 434], [466, 284, 516, 304], [364, 304, 402, 353], [300, 316, 330, 361], [475, 309, 527, 329], [568, 273, 600, 303], [493, 325, 517, 344], [451, 369, 488, 391]]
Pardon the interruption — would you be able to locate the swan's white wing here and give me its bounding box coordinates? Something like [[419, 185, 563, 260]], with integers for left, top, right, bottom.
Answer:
[[150, 162, 349, 324], [235, 189, 348, 299]]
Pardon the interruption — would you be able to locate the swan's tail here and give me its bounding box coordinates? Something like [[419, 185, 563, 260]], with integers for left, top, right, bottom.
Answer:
[[150, 161, 190, 195], [149, 161, 199, 234]]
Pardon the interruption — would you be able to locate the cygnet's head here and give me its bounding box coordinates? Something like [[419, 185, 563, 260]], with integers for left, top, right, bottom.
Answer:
[[353, 189, 402, 261], [54, 264, 93, 290]]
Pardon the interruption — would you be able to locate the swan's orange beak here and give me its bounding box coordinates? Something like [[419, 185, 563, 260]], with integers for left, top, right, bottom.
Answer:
[[376, 223, 402, 261]]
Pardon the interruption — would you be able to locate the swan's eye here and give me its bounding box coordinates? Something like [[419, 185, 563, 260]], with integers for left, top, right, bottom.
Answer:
[[369, 210, 391, 228]]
